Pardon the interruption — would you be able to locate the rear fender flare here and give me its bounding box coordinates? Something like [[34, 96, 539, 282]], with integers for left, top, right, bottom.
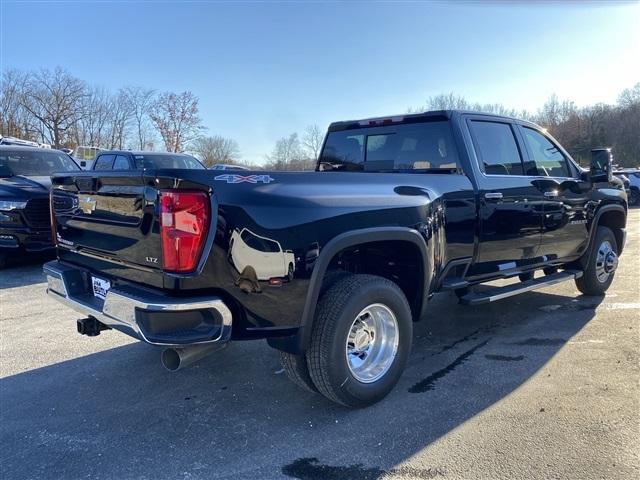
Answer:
[[292, 227, 430, 353]]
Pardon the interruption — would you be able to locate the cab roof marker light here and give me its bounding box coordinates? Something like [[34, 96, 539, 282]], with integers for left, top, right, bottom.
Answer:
[[358, 116, 405, 126]]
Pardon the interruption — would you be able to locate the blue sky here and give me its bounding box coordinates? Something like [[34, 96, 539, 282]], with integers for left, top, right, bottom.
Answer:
[[1, 1, 639, 163]]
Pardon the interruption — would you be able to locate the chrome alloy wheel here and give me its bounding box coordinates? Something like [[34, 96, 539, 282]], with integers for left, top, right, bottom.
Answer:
[[345, 303, 399, 383], [595, 240, 618, 283]]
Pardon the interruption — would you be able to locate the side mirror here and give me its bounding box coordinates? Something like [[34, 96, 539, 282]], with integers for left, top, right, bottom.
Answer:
[[590, 148, 613, 183]]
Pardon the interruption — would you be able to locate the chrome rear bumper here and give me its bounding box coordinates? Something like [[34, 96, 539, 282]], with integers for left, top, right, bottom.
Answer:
[[44, 260, 232, 346]]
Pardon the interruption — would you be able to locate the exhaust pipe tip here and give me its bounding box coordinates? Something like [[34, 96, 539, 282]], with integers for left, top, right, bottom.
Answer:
[[161, 348, 182, 372], [161, 343, 226, 372]]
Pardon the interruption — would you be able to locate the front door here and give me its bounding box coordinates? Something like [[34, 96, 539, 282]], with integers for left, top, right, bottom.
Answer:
[[517, 125, 590, 261]]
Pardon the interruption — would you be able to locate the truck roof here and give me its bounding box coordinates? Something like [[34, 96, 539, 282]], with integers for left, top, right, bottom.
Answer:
[[0, 145, 64, 153], [97, 150, 194, 156], [328, 109, 538, 132]]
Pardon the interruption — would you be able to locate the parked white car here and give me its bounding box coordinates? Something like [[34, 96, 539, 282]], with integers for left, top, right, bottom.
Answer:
[[229, 228, 295, 280]]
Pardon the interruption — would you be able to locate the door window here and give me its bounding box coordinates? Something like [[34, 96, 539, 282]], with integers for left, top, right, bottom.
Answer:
[[521, 127, 571, 177], [112, 155, 130, 170], [470, 121, 524, 175], [93, 154, 115, 170]]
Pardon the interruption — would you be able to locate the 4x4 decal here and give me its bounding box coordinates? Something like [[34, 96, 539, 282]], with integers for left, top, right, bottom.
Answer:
[[214, 174, 274, 184]]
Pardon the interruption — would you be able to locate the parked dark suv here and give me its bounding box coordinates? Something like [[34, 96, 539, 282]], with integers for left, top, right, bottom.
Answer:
[[0, 146, 80, 268]]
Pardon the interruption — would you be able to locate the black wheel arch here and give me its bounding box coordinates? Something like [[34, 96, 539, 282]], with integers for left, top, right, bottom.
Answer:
[[586, 203, 627, 259], [269, 227, 430, 354]]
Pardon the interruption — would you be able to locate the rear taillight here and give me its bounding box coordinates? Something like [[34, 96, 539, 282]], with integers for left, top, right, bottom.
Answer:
[[159, 190, 210, 273]]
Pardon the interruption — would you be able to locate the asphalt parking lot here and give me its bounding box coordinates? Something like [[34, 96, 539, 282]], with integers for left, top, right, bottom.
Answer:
[[1, 209, 638, 480]]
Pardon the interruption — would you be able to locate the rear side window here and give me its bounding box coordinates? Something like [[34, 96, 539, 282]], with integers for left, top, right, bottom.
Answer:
[[112, 155, 130, 170], [521, 127, 571, 178], [319, 132, 364, 171], [94, 154, 115, 170], [319, 121, 460, 172], [470, 121, 523, 175]]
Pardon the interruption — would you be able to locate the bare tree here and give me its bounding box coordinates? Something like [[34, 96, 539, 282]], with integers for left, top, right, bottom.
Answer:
[[419, 93, 470, 111], [73, 86, 111, 147], [411, 93, 531, 119], [124, 86, 156, 150], [265, 133, 300, 170], [192, 135, 241, 167], [613, 83, 640, 167], [19, 67, 86, 148], [265, 133, 315, 170], [0, 69, 33, 139], [149, 91, 203, 152], [302, 124, 324, 161], [105, 89, 132, 149]]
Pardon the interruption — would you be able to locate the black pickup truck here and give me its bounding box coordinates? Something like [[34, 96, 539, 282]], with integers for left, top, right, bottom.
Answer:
[[44, 110, 627, 407]]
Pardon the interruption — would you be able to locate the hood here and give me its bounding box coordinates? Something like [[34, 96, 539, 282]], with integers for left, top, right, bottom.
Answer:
[[0, 175, 52, 199]]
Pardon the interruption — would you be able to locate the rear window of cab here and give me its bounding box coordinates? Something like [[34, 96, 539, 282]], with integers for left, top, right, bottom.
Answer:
[[93, 153, 205, 170], [319, 121, 461, 173]]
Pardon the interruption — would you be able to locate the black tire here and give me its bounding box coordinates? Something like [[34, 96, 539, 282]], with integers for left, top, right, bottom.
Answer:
[[279, 351, 318, 394], [306, 274, 412, 408], [629, 189, 639, 207], [319, 269, 350, 296], [518, 272, 534, 282], [575, 226, 618, 296], [287, 263, 294, 281]]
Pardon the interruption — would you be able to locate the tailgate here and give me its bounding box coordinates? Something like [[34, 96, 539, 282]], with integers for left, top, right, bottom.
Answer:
[[51, 171, 162, 270]]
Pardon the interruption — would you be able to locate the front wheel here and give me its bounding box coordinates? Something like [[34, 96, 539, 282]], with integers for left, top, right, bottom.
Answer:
[[575, 226, 618, 296], [306, 274, 412, 408]]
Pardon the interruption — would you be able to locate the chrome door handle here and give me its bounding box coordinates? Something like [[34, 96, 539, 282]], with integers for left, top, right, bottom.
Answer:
[[544, 191, 559, 198], [484, 192, 503, 200]]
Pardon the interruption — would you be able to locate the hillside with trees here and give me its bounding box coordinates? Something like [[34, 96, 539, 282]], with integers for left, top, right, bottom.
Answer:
[[1, 67, 638, 168], [413, 84, 640, 167]]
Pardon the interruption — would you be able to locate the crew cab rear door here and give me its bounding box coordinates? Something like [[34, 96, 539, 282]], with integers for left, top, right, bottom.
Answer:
[[465, 116, 545, 275]]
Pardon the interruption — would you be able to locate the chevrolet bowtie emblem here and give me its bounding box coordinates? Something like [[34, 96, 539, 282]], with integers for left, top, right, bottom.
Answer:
[[78, 195, 97, 214]]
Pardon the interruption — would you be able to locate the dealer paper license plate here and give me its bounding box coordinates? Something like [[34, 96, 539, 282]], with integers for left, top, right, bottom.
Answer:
[[92, 276, 111, 300]]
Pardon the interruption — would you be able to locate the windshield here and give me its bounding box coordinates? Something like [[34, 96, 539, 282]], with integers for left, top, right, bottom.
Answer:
[[0, 149, 80, 176], [133, 154, 205, 170], [319, 120, 460, 173]]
